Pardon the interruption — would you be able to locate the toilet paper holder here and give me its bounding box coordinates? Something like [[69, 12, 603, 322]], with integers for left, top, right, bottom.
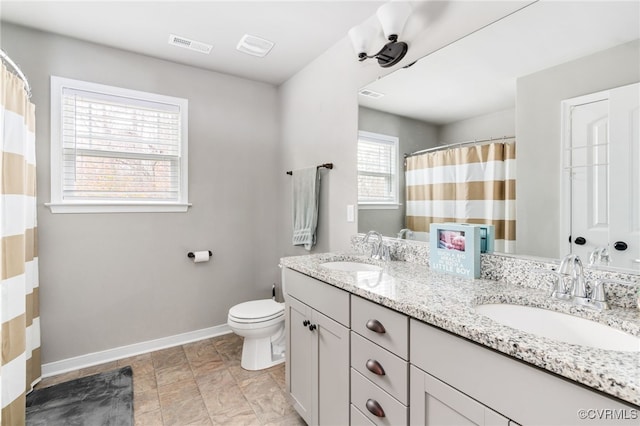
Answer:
[[187, 250, 212, 259]]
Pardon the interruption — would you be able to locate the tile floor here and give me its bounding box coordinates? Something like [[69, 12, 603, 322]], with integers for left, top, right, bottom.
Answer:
[[35, 333, 305, 425]]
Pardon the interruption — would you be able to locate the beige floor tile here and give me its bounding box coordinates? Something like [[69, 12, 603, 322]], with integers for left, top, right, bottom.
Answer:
[[268, 364, 286, 390], [134, 388, 160, 415], [152, 346, 189, 370], [158, 379, 210, 426], [238, 373, 297, 423], [262, 412, 307, 426], [184, 339, 218, 361], [191, 357, 227, 377], [133, 369, 158, 393], [213, 334, 243, 358], [156, 363, 194, 387], [118, 352, 152, 366], [200, 383, 249, 416], [195, 368, 236, 394], [121, 356, 155, 375], [210, 409, 261, 426], [32, 334, 301, 426], [228, 364, 269, 383], [134, 408, 164, 426]]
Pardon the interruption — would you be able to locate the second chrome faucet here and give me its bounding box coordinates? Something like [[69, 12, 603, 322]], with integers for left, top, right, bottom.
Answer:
[[539, 254, 609, 310]]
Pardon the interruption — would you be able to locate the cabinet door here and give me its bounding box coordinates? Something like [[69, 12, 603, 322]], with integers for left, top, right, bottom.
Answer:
[[314, 309, 350, 426], [286, 296, 314, 424], [410, 366, 509, 426]]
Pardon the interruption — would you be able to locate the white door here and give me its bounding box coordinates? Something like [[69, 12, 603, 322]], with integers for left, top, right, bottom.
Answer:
[[568, 98, 610, 262], [609, 83, 640, 270], [566, 83, 640, 271]]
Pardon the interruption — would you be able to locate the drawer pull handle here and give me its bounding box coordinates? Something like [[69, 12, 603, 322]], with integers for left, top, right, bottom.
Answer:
[[366, 359, 386, 376], [366, 319, 386, 334], [366, 399, 385, 418], [302, 320, 310, 327]]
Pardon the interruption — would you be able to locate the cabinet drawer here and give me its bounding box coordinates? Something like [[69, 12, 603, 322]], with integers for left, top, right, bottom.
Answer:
[[351, 296, 408, 359], [351, 404, 376, 426], [283, 268, 350, 327], [351, 332, 408, 404], [351, 369, 408, 426]]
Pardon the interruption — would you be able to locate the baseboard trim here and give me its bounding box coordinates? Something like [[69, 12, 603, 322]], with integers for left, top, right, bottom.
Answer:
[[41, 324, 232, 378]]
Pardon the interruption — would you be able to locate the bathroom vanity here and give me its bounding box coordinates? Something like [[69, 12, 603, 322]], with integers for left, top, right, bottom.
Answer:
[[281, 252, 639, 426]]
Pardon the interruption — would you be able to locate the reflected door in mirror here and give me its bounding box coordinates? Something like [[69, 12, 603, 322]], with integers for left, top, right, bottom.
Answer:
[[566, 83, 640, 271]]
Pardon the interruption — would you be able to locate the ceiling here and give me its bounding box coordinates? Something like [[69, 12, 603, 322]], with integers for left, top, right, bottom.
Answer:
[[0, 0, 387, 85], [359, 1, 640, 124]]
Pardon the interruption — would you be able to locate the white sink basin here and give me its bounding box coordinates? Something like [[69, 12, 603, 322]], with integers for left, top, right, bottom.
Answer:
[[320, 261, 382, 272], [474, 304, 640, 352]]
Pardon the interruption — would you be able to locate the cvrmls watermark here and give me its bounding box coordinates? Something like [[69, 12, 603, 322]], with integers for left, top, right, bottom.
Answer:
[[577, 409, 638, 421]]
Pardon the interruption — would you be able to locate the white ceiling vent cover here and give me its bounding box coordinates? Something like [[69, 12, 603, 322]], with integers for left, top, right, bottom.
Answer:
[[168, 34, 212, 54], [236, 34, 274, 57], [359, 89, 385, 99]]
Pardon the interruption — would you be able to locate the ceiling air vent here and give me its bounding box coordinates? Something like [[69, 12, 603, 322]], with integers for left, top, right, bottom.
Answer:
[[236, 34, 275, 58], [358, 89, 385, 99], [168, 34, 212, 54]]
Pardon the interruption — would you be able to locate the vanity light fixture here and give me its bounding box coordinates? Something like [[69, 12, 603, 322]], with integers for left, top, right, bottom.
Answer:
[[348, 1, 412, 68]]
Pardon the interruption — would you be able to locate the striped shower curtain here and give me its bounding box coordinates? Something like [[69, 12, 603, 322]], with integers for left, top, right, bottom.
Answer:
[[1, 63, 41, 424], [405, 142, 516, 253]]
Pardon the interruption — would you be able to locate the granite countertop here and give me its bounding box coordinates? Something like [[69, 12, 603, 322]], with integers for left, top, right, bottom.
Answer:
[[280, 252, 640, 406]]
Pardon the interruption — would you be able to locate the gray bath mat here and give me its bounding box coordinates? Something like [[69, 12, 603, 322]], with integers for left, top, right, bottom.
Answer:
[[26, 366, 133, 426]]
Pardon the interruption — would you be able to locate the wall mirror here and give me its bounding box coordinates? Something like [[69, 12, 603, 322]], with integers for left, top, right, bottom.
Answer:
[[357, 1, 639, 272]]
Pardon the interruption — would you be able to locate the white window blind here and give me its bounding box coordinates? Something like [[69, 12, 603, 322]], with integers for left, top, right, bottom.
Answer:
[[49, 76, 189, 213], [357, 131, 398, 204]]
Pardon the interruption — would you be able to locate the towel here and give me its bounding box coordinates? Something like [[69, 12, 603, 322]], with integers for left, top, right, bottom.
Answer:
[[292, 167, 320, 250]]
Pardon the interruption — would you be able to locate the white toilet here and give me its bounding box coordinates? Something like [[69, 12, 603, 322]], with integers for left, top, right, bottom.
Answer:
[[227, 298, 285, 371]]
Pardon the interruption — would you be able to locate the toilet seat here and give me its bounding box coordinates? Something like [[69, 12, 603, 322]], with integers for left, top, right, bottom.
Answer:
[[228, 299, 284, 324]]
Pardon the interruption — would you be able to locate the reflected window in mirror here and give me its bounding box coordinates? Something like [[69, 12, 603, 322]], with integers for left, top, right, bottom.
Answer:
[[357, 131, 399, 208]]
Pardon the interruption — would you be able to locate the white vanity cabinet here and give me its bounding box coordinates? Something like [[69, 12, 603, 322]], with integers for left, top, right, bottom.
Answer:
[[283, 268, 350, 426], [410, 318, 636, 426], [350, 296, 410, 426], [410, 366, 512, 426]]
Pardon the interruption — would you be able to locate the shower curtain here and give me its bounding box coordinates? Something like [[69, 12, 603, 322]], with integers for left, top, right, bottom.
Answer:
[[405, 142, 516, 253], [1, 63, 41, 425]]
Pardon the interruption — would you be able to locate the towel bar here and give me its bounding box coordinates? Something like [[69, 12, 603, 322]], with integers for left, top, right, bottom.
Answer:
[[286, 163, 333, 175]]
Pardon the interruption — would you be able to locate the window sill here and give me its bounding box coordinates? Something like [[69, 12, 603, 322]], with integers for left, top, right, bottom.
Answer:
[[45, 202, 192, 214], [358, 203, 401, 210]]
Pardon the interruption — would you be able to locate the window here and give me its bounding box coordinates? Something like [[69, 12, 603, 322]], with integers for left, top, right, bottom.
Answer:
[[48, 76, 189, 213], [357, 131, 399, 208]]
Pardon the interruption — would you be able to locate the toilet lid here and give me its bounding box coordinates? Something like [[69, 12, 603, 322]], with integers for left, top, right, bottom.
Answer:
[[229, 299, 284, 322]]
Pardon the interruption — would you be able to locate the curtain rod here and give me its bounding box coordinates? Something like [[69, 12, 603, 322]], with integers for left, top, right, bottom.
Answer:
[[286, 163, 333, 175], [0, 49, 32, 98], [404, 135, 515, 158]]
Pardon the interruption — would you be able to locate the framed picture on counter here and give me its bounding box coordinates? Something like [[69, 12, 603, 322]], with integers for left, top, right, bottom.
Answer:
[[429, 223, 481, 279]]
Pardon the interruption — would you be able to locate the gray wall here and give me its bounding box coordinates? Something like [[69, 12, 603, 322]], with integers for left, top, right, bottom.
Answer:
[[357, 107, 439, 237], [438, 108, 515, 145], [1, 23, 280, 363], [516, 39, 640, 258]]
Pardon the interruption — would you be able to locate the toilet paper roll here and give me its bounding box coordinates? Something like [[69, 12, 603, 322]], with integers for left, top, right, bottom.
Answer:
[[192, 251, 210, 263]]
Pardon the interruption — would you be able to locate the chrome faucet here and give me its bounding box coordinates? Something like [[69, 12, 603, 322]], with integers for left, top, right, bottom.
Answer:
[[548, 254, 581, 299], [547, 254, 609, 310], [397, 228, 414, 240], [363, 230, 390, 261]]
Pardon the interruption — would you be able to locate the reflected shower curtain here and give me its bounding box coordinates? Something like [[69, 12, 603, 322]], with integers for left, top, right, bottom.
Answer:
[[0, 63, 40, 425], [406, 142, 516, 253]]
